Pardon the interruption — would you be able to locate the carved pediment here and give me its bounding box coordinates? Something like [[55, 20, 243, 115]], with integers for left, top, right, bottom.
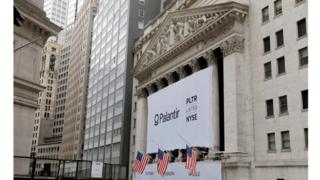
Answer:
[[134, 2, 248, 80]]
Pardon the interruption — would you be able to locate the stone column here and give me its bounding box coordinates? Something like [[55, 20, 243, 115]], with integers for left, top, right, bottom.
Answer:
[[135, 88, 148, 153], [204, 51, 220, 153], [219, 35, 246, 153]]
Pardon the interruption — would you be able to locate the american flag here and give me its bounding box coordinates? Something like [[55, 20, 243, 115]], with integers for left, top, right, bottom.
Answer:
[[185, 145, 197, 176], [133, 151, 149, 174], [157, 149, 169, 176]]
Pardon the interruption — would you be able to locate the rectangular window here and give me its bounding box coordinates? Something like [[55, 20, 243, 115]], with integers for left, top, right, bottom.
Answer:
[[138, 9, 144, 17], [139, 0, 145, 5], [299, 47, 308, 66], [281, 131, 290, 150], [132, 135, 135, 145], [266, 99, 274, 117], [262, 6, 269, 23], [304, 128, 308, 149], [277, 56, 286, 74], [297, 18, 307, 38], [263, 36, 271, 53], [276, 29, 284, 47], [264, 62, 272, 79], [301, 89, 308, 110], [274, 0, 282, 16], [267, 133, 276, 151], [138, 20, 144, 29], [133, 118, 136, 129], [279, 95, 288, 114]]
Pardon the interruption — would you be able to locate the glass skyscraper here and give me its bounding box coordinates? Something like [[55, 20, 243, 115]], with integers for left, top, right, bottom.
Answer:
[[83, 0, 161, 170], [83, 0, 130, 164]]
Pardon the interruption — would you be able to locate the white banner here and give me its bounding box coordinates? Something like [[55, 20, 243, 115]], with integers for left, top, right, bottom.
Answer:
[[91, 161, 103, 178], [136, 161, 221, 180], [147, 66, 214, 153]]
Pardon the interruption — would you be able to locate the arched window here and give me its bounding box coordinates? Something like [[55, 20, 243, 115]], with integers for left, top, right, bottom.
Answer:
[[49, 55, 56, 71]]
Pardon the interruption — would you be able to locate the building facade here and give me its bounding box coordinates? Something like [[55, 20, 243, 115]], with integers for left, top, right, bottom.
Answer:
[[82, 1, 161, 177], [60, 0, 98, 160], [43, 0, 68, 28], [14, 0, 61, 174], [31, 40, 62, 156], [131, 0, 308, 180]]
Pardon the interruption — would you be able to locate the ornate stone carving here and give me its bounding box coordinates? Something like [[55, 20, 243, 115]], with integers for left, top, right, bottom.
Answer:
[[134, 2, 248, 81], [220, 36, 245, 57]]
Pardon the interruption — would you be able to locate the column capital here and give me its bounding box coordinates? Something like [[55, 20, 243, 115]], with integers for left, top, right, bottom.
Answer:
[[155, 79, 165, 89], [220, 36, 245, 57], [165, 73, 175, 84], [189, 58, 200, 73], [203, 51, 216, 65], [136, 88, 148, 98], [176, 66, 187, 79]]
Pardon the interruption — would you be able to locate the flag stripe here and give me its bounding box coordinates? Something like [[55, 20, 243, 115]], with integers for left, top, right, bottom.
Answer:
[[185, 147, 197, 176], [157, 153, 169, 176], [133, 153, 149, 174]]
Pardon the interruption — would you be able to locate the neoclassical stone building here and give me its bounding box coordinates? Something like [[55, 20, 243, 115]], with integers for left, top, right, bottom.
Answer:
[[130, 0, 307, 180]]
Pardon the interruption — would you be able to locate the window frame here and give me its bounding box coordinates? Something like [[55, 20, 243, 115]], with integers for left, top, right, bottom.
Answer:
[[281, 131, 291, 150], [274, 0, 283, 16], [299, 47, 308, 67], [264, 61, 272, 79], [262, 6, 269, 23], [263, 36, 271, 53], [297, 18, 307, 38], [267, 133, 276, 152], [266, 99, 274, 117], [301, 89, 308, 110], [277, 56, 286, 75], [275, 29, 284, 48], [279, 95, 288, 114]]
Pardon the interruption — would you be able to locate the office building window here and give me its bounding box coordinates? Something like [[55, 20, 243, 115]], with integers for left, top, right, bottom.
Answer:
[[299, 47, 308, 66], [133, 118, 136, 129], [132, 135, 135, 145], [263, 36, 271, 53], [276, 29, 284, 47], [304, 128, 308, 149], [262, 6, 269, 23], [138, 20, 144, 29], [274, 0, 282, 16], [279, 95, 288, 114], [139, 0, 145, 5], [138, 9, 144, 17], [301, 89, 308, 110], [281, 131, 290, 150], [277, 56, 286, 74], [267, 133, 276, 151], [264, 62, 272, 79], [297, 18, 307, 38], [266, 99, 274, 117]]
